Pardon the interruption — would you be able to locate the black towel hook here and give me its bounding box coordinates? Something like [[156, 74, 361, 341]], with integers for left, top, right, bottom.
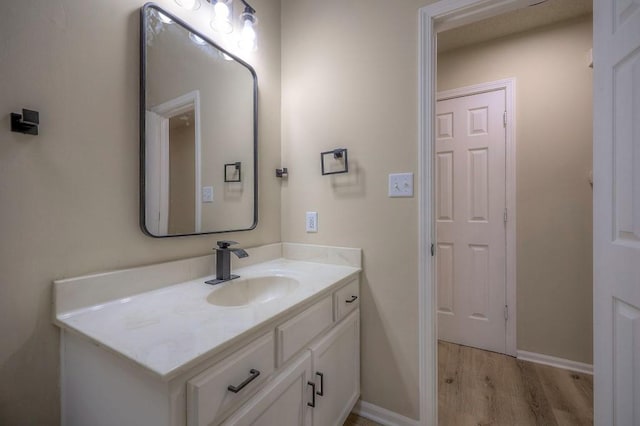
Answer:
[[11, 109, 39, 135]]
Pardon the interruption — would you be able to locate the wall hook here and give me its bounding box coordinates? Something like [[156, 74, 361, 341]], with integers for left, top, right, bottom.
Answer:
[[11, 109, 39, 135]]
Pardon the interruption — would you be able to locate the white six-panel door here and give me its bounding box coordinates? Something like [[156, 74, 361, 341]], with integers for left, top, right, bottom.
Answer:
[[593, 0, 640, 424], [436, 89, 507, 354]]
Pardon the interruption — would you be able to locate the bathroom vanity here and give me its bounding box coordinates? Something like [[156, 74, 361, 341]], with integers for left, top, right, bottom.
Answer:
[[53, 243, 361, 426]]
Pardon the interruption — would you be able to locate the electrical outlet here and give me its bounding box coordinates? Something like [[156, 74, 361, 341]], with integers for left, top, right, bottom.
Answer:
[[306, 212, 318, 233], [388, 173, 414, 197]]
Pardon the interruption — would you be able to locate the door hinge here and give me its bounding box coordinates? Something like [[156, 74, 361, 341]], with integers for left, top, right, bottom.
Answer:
[[504, 305, 509, 321], [431, 243, 435, 256], [503, 111, 507, 128], [504, 208, 508, 224]]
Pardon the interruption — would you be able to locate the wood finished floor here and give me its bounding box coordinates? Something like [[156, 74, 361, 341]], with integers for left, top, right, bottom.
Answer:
[[343, 341, 593, 426], [438, 341, 593, 426], [343, 413, 382, 426]]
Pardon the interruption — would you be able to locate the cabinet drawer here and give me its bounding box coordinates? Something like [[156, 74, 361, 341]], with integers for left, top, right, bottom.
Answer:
[[334, 279, 359, 321], [277, 296, 333, 366], [187, 332, 275, 426], [220, 351, 313, 426]]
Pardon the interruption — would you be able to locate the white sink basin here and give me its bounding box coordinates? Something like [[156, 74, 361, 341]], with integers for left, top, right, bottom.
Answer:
[[207, 276, 300, 307]]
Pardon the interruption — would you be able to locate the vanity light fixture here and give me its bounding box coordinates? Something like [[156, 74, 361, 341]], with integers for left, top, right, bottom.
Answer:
[[176, 0, 259, 51], [175, 0, 201, 11], [238, 0, 257, 51], [210, 0, 233, 34]]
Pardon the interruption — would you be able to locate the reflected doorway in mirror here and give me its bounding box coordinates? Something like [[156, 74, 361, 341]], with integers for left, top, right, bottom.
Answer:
[[146, 90, 202, 235]]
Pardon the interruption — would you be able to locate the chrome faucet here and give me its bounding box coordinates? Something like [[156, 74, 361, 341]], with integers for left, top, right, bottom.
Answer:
[[205, 240, 249, 285]]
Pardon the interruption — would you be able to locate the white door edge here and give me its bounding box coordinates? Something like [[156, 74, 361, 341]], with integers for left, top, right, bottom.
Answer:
[[418, 2, 530, 425], [436, 79, 517, 358]]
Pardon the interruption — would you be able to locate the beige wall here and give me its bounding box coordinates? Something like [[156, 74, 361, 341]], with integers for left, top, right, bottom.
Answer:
[[281, 0, 436, 419], [437, 15, 593, 364], [0, 0, 281, 423], [280, 2, 592, 419]]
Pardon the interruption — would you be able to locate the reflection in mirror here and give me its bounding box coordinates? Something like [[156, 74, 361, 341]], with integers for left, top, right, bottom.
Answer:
[[168, 108, 196, 234], [141, 4, 257, 237]]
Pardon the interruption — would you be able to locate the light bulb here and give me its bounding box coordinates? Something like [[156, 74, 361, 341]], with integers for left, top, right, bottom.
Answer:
[[175, 0, 200, 11], [214, 1, 230, 19], [157, 11, 173, 24], [211, 1, 233, 33], [189, 32, 207, 45], [238, 18, 257, 51]]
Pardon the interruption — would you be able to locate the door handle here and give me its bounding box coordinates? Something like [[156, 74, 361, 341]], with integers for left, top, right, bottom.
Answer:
[[346, 295, 358, 303], [227, 369, 260, 393]]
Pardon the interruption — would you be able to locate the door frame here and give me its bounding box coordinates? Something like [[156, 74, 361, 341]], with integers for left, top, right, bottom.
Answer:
[[418, 1, 534, 424], [150, 90, 202, 233], [436, 78, 517, 357]]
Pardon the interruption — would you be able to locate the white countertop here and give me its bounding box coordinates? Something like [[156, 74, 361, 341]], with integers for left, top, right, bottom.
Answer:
[[55, 258, 359, 380]]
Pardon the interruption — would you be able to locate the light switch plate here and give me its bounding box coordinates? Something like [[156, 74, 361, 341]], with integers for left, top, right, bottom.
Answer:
[[202, 186, 214, 203], [388, 173, 414, 197], [306, 212, 318, 233]]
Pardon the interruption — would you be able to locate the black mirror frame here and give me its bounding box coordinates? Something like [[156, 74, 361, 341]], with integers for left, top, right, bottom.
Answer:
[[139, 2, 258, 238]]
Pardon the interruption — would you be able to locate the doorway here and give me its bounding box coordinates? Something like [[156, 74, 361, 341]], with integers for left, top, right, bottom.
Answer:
[[145, 90, 202, 235], [435, 80, 516, 356], [418, 1, 595, 424]]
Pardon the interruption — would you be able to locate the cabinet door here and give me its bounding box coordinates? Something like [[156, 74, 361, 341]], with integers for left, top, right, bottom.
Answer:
[[221, 352, 313, 426], [309, 309, 360, 426]]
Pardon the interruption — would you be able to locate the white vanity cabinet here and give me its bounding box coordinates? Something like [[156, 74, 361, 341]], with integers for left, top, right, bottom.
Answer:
[[59, 273, 360, 426], [194, 278, 360, 426]]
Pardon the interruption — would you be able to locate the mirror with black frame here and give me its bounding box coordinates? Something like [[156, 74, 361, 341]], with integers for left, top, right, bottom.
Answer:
[[141, 3, 257, 237]]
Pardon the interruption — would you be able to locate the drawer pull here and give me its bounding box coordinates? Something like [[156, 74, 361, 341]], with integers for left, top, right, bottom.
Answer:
[[227, 369, 260, 393], [307, 381, 316, 407], [345, 295, 358, 304], [316, 372, 324, 396]]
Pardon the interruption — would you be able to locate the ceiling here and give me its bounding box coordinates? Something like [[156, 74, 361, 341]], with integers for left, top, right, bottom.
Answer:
[[169, 109, 195, 131], [437, 0, 593, 53]]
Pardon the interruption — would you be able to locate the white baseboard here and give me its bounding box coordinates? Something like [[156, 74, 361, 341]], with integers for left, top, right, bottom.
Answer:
[[517, 350, 593, 375], [352, 401, 419, 426]]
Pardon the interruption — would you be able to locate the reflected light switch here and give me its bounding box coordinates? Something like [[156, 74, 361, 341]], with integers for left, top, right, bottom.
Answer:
[[202, 186, 214, 203]]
